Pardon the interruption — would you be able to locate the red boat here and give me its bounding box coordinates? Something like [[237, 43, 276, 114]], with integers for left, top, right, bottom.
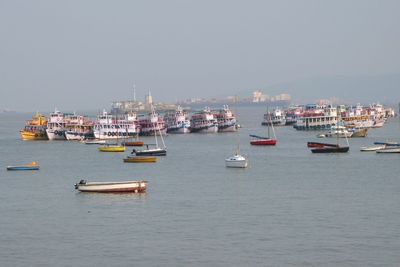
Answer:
[[250, 110, 277, 146], [250, 136, 277, 146]]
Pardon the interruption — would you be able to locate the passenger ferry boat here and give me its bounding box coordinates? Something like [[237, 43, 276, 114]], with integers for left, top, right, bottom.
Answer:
[[93, 110, 138, 139], [46, 109, 67, 140], [294, 104, 338, 130], [138, 112, 167, 136], [189, 107, 218, 133], [164, 106, 190, 134], [262, 108, 286, 126], [20, 112, 48, 141], [64, 114, 94, 140], [213, 105, 237, 132]]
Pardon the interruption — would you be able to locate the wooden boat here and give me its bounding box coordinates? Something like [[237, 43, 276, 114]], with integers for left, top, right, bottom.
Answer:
[[311, 146, 349, 153], [376, 147, 400, 153], [307, 142, 338, 148], [98, 145, 126, 152], [121, 141, 144, 147], [7, 162, 40, 171], [123, 156, 157, 163], [360, 145, 386, 152], [250, 110, 277, 146], [74, 180, 148, 193]]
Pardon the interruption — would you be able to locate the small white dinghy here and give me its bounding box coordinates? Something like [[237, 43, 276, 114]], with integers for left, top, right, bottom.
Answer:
[[376, 147, 400, 153], [225, 149, 248, 168], [75, 180, 148, 193]]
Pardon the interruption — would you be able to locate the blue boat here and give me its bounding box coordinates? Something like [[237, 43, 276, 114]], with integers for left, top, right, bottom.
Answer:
[[6, 162, 40, 171]]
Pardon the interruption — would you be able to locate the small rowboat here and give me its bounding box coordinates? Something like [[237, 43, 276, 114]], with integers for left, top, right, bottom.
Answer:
[[7, 162, 40, 171], [98, 145, 126, 152], [74, 180, 148, 193], [121, 141, 144, 147], [123, 156, 157, 163]]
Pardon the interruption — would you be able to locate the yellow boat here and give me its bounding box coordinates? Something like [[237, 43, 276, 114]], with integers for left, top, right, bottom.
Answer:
[[123, 156, 157, 163], [20, 112, 48, 141], [98, 145, 126, 152]]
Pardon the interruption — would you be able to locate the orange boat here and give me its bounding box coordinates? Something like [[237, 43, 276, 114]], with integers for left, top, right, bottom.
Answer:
[[121, 141, 144, 147]]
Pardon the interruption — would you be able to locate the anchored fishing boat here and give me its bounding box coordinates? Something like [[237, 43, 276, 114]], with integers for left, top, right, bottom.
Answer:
[[74, 180, 148, 193], [7, 162, 40, 171], [189, 107, 218, 133], [164, 106, 191, 134]]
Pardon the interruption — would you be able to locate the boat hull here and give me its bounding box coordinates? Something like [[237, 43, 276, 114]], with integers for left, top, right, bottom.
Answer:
[[98, 146, 126, 152], [190, 125, 218, 133], [20, 130, 48, 141], [311, 146, 349, 153], [121, 141, 144, 147], [133, 149, 167, 156], [225, 159, 248, 168], [7, 166, 40, 171], [376, 148, 400, 153], [75, 180, 147, 193], [46, 129, 66, 140], [250, 139, 277, 146], [123, 156, 157, 163]]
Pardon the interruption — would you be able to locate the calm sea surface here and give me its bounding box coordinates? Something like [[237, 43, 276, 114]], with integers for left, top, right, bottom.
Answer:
[[1, 106, 400, 267]]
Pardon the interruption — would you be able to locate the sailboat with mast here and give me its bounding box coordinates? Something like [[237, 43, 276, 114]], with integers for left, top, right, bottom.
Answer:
[[225, 103, 248, 168], [310, 106, 349, 153], [250, 108, 277, 146], [130, 103, 167, 156]]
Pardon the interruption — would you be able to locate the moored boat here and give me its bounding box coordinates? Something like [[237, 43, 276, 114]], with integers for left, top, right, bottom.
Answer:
[[350, 128, 368, 137], [20, 113, 48, 141], [262, 108, 286, 126], [46, 109, 67, 140], [311, 146, 349, 153], [74, 180, 148, 193], [189, 107, 218, 133], [360, 145, 386, 152], [250, 110, 277, 146], [82, 139, 107, 145], [121, 141, 144, 146], [98, 145, 126, 152], [225, 152, 248, 168], [214, 105, 237, 132], [164, 106, 191, 134], [376, 147, 400, 153], [7, 162, 40, 171], [123, 156, 157, 163]]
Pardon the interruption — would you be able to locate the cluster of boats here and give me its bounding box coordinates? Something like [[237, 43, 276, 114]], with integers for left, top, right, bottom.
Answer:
[[20, 105, 239, 141], [263, 103, 394, 131]]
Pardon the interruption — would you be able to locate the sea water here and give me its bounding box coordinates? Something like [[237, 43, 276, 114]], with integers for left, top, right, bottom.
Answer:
[[1, 106, 400, 267]]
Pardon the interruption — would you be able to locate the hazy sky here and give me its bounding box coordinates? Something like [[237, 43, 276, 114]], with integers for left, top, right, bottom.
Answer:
[[1, 0, 399, 111]]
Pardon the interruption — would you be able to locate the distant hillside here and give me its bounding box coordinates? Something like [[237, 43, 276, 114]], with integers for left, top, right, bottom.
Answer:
[[263, 74, 400, 105]]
